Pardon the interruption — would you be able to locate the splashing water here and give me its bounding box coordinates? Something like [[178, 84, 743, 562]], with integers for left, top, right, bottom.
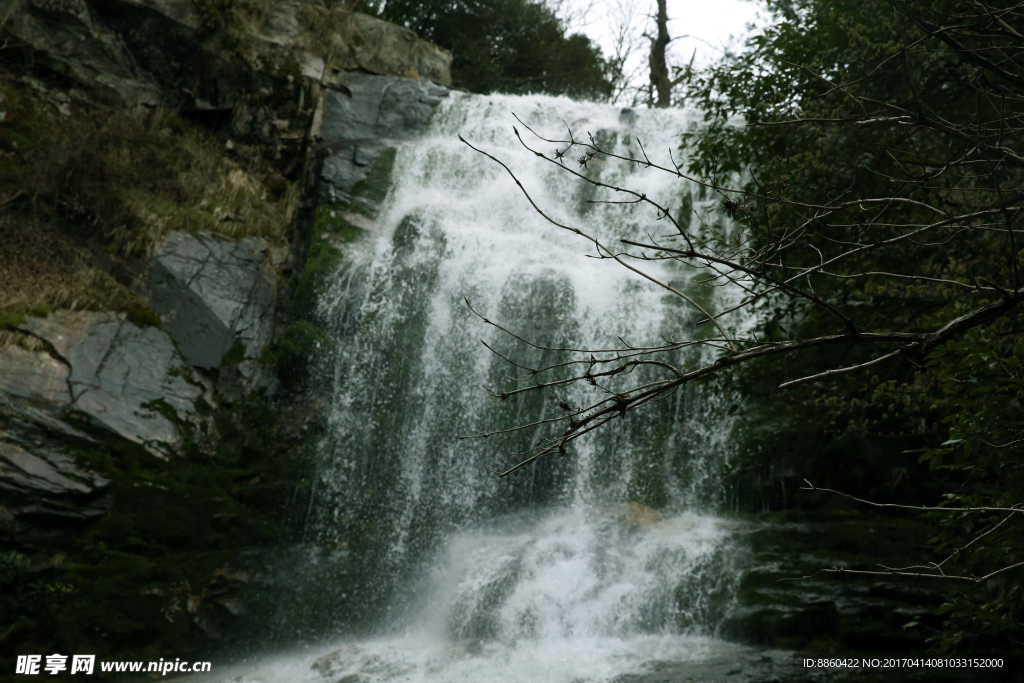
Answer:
[[220, 93, 749, 683]]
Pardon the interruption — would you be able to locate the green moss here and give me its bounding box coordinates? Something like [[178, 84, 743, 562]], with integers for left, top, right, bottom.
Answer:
[[351, 147, 397, 204], [0, 551, 44, 622], [0, 308, 26, 330], [125, 301, 162, 329], [194, 395, 214, 416], [220, 340, 247, 367], [0, 129, 33, 148], [14, 396, 316, 665], [292, 244, 341, 323], [292, 201, 373, 322], [265, 320, 337, 391], [313, 201, 374, 238]]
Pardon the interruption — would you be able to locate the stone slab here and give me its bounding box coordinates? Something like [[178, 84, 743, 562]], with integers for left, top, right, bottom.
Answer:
[[147, 231, 276, 370]]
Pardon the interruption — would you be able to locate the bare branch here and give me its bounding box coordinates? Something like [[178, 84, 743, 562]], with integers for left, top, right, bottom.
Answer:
[[801, 480, 1024, 514], [458, 134, 738, 350]]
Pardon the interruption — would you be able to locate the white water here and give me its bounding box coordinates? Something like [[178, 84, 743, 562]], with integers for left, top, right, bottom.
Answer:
[[216, 94, 747, 683]]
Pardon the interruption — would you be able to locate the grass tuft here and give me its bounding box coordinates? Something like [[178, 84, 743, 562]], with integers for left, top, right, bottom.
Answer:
[[0, 73, 298, 320]]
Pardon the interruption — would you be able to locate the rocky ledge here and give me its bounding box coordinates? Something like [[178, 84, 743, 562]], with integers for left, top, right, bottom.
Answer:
[[0, 230, 278, 545], [0, 26, 459, 674], [1, 0, 455, 550]]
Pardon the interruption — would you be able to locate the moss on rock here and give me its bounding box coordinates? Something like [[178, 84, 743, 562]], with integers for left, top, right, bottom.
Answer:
[[292, 200, 373, 323], [722, 510, 947, 654], [351, 147, 397, 205], [265, 320, 337, 391]]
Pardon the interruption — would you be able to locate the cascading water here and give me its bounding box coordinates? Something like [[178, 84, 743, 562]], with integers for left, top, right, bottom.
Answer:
[[225, 92, 753, 682]]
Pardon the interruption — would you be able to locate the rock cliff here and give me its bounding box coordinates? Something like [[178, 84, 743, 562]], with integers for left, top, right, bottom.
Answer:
[[0, 0, 451, 664]]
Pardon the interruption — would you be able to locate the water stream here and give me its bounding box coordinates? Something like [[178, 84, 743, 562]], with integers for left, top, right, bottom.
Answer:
[[223, 94, 750, 683]]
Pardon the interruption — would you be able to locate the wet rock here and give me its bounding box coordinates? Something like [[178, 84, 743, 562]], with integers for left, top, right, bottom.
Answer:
[[147, 232, 277, 376], [619, 501, 662, 528], [724, 512, 947, 653], [720, 601, 840, 647], [312, 645, 412, 682], [319, 74, 451, 200], [610, 648, 835, 683]]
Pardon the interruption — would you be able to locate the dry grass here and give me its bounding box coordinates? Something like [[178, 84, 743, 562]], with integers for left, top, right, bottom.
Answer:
[[296, 4, 357, 58], [0, 329, 48, 351], [2, 76, 297, 256], [0, 74, 298, 320], [0, 215, 156, 323], [27, 105, 297, 256]]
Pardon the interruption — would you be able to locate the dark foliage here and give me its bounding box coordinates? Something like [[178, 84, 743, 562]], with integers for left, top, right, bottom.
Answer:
[[684, 0, 1024, 653], [377, 0, 612, 99]]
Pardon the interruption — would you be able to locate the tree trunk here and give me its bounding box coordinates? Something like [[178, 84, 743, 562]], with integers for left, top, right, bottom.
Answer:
[[648, 0, 670, 108]]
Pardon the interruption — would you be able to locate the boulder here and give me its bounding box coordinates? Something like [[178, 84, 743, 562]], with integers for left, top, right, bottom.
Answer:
[[146, 232, 277, 374], [16, 311, 207, 452], [0, 311, 211, 544], [0, 423, 111, 545], [251, 4, 451, 84], [321, 74, 450, 143]]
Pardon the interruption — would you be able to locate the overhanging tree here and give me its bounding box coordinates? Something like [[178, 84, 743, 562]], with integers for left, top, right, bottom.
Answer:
[[461, 0, 1024, 652]]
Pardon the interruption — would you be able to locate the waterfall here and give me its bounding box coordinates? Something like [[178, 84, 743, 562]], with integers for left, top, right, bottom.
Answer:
[[242, 93, 748, 682]]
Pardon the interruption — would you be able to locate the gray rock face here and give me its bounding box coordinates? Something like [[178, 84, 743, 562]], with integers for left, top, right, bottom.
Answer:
[[4, 0, 451, 110], [0, 312, 210, 545], [147, 232, 277, 373], [6, 0, 163, 107], [321, 75, 450, 143], [320, 74, 451, 198], [333, 13, 452, 85], [16, 312, 207, 452], [0, 394, 111, 545]]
